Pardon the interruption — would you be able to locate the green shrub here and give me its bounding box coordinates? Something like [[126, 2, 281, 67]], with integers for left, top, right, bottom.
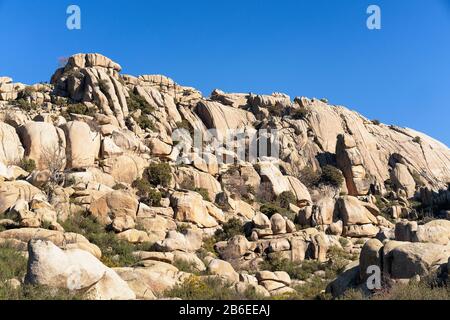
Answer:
[[278, 191, 296, 209], [144, 162, 172, 188], [214, 218, 244, 242], [136, 114, 155, 131], [192, 188, 211, 202], [177, 223, 191, 234], [260, 202, 296, 221], [18, 158, 36, 172], [291, 107, 309, 120], [341, 279, 450, 300], [11, 99, 38, 112], [371, 280, 449, 300], [371, 119, 381, 125], [132, 178, 162, 207], [65, 103, 96, 117], [142, 188, 162, 207], [97, 79, 111, 92], [320, 98, 329, 104], [165, 276, 264, 300], [127, 91, 155, 114], [22, 86, 36, 96], [319, 165, 344, 188], [60, 213, 140, 268], [200, 237, 218, 256], [298, 167, 321, 188], [0, 245, 85, 300], [289, 276, 330, 300], [267, 104, 285, 117], [413, 136, 422, 144], [172, 259, 202, 275], [0, 245, 27, 282]]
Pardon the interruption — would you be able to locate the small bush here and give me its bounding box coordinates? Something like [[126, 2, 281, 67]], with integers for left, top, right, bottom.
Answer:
[[371, 119, 381, 125], [0, 245, 84, 300], [172, 259, 202, 275], [65, 103, 96, 117], [136, 114, 155, 131], [319, 165, 344, 188], [214, 218, 244, 242], [291, 107, 309, 120], [320, 98, 329, 104], [298, 167, 321, 188], [192, 188, 211, 202], [11, 99, 38, 112], [127, 91, 154, 114], [132, 178, 162, 206], [165, 276, 264, 300], [18, 158, 36, 172], [289, 276, 330, 300], [97, 79, 111, 92], [144, 162, 172, 188], [413, 136, 422, 144], [60, 213, 140, 268], [267, 104, 285, 117], [22, 86, 36, 96], [200, 237, 218, 256], [260, 202, 296, 221], [278, 191, 296, 209], [371, 280, 450, 300]]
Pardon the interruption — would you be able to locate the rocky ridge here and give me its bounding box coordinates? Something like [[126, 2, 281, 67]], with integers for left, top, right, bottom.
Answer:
[[0, 53, 449, 300]]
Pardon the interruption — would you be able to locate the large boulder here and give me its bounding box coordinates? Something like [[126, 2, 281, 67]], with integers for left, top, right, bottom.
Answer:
[[194, 100, 256, 138], [0, 180, 45, 214], [337, 196, 378, 226], [207, 258, 239, 283], [101, 154, 148, 184], [89, 190, 139, 230], [359, 239, 383, 281], [174, 167, 222, 201], [25, 240, 135, 300], [0, 122, 24, 164], [61, 121, 101, 169], [395, 220, 450, 245], [312, 197, 335, 225], [0, 228, 101, 259], [18, 122, 66, 170], [170, 191, 218, 228], [388, 242, 450, 279], [156, 229, 203, 253]]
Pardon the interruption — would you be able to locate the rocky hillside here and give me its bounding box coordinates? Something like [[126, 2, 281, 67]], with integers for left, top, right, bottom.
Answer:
[[0, 53, 449, 300]]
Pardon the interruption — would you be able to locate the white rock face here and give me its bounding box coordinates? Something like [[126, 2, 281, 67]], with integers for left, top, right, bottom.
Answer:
[[0, 122, 24, 164], [18, 122, 66, 170], [61, 121, 101, 169], [25, 240, 135, 300]]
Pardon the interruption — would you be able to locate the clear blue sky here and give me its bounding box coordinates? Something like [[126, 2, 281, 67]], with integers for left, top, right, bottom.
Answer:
[[0, 0, 449, 146]]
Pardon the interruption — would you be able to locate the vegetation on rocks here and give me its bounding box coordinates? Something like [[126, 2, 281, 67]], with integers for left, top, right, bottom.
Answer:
[[144, 162, 172, 188], [60, 213, 142, 268], [0, 245, 83, 300], [17, 158, 36, 172], [165, 276, 263, 300], [132, 178, 162, 206]]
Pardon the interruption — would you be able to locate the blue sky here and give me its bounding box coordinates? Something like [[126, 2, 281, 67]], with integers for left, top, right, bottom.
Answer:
[[0, 0, 449, 146]]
